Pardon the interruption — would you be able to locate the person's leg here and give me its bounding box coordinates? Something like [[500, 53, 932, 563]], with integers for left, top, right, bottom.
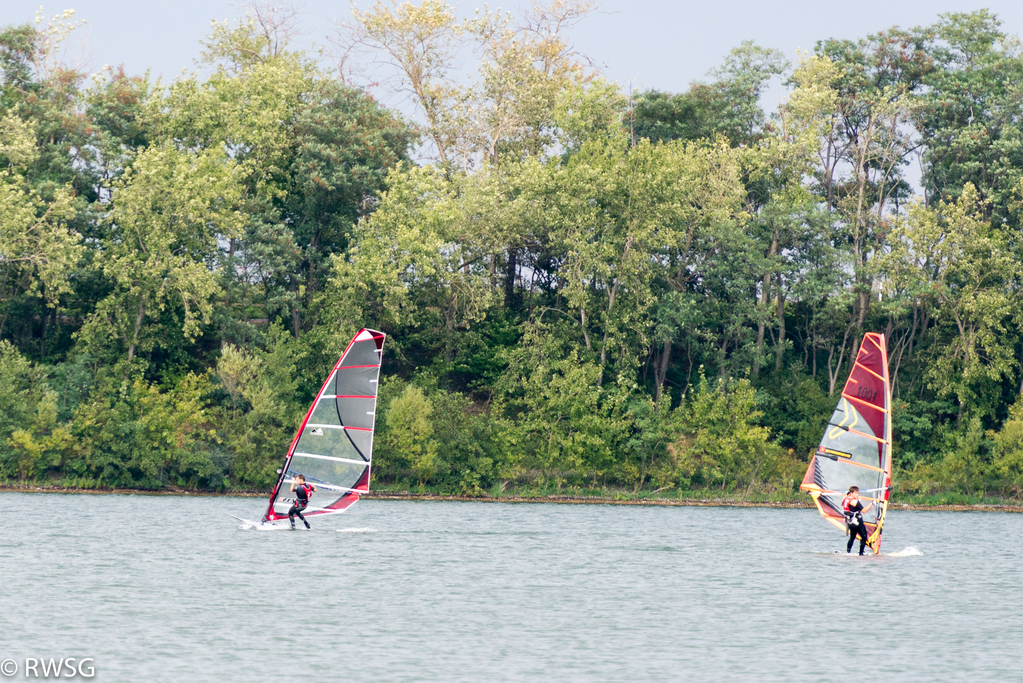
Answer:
[[847, 526, 855, 553], [857, 524, 868, 555], [296, 505, 310, 528], [288, 504, 299, 527]]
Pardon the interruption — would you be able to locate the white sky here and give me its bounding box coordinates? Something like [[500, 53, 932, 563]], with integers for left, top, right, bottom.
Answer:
[[3, 0, 1021, 94]]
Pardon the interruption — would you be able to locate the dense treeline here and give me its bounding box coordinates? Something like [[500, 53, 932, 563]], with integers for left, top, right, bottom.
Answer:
[[2, 3, 1023, 500]]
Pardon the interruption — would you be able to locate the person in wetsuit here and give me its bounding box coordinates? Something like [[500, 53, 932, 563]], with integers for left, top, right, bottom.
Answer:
[[842, 486, 874, 555], [289, 474, 317, 529]]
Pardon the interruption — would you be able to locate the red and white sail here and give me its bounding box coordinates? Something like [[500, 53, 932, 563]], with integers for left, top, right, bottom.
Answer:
[[264, 329, 386, 521]]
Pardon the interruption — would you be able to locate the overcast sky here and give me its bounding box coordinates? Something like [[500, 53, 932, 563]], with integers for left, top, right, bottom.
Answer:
[[4, 0, 1023, 87]]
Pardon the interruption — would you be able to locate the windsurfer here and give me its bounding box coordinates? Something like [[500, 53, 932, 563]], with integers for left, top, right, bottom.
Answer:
[[289, 474, 316, 529], [842, 486, 873, 555]]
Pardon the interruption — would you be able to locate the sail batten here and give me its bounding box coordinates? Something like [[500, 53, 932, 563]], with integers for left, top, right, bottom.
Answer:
[[841, 392, 888, 413], [800, 332, 893, 554], [291, 452, 370, 466], [263, 328, 386, 521]]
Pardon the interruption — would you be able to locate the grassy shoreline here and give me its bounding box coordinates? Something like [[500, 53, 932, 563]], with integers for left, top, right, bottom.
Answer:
[[2, 482, 1022, 513]]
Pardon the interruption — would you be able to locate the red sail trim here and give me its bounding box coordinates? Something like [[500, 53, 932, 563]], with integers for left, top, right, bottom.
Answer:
[[327, 495, 359, 511], [328, 495, 360, 511]]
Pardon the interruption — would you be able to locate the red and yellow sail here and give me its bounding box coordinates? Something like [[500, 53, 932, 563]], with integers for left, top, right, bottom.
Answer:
[[800, 333, 892, 554]]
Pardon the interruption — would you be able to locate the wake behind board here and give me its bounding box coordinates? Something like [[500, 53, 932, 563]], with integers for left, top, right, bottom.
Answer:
[[228, 513, 290, 530], [814, 547, 921, 558]]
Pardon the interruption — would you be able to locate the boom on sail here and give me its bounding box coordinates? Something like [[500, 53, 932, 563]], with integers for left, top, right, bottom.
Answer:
[[800, 332, 893, 554]]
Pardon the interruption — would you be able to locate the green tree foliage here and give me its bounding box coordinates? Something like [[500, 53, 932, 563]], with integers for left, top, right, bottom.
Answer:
[[991, 399, 1023, 497], [3, 3, 1023, 501], [0, 340, 48, 478], [383, 383, 439, 485], [661, 373, 786, 493], [0, 112, 81, 335], [78, 144, 244, 362], [212, 326, 306, 488], [632, 41, 787, 147], [65, 372, 220, 489], [887, 185, 1018, 423], [917, 11, 1023, 223]]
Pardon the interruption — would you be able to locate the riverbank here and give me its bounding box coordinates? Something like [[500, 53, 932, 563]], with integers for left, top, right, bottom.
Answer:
[[3, 483, 1022, 513], [365, 490, 1023, 513]]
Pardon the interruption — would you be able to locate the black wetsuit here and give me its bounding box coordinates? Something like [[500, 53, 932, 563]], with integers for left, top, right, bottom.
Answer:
[[844, 499, 868, 554], [289, 483, 312, 528]]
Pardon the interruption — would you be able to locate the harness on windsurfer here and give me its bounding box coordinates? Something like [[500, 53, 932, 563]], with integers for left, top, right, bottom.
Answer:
[[842, 486, 873, 555], [288, 474, 316, 529]]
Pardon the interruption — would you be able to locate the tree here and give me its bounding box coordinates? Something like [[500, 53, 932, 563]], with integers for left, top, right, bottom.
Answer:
[[0, 340, 50, 478], [341, 0, 596, 168], [213, 325, 306, 488], [466, 0, 595, 162], [631, 41, 787, 148], [665, 372, 777, 492], [79, 144, 244, 362], [991, 398, 1023, 498], [918, 11, 1023, 222], [498, 321, 628, 489], [285, 80, 416, 297], [343, 0, 465, 166], [886, 184, 1017, 422], [325, 162, 498, 367], [815, 28, 929, 342], [0, 112, 81, 337], [384, 384, 438, 485]]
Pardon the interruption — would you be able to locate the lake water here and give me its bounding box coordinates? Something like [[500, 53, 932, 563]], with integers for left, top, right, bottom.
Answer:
[[0, 493, 1021, 682]]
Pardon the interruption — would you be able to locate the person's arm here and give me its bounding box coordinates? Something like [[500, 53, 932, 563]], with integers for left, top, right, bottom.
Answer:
[[311, 484, 317, 492], [290, 481, 296, 492]]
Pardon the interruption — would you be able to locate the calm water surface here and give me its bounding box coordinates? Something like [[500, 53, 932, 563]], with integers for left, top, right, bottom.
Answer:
[[1, 493, 1021, 682]]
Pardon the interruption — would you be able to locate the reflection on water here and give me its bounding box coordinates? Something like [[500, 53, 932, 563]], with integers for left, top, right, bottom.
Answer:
[[1, 493, 1020, 682]]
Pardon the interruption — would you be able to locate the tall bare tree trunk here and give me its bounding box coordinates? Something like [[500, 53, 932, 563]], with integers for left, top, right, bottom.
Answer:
[[827, 328, 852, 396], [753, 272, 771, 379], [504, 249, 517, 310], [128, 298, 146, 362], [775, 284, 786, 372], [1018, 341, 1023, 396], [654, 338, 671, 404], [753, 237, 779, 379]]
